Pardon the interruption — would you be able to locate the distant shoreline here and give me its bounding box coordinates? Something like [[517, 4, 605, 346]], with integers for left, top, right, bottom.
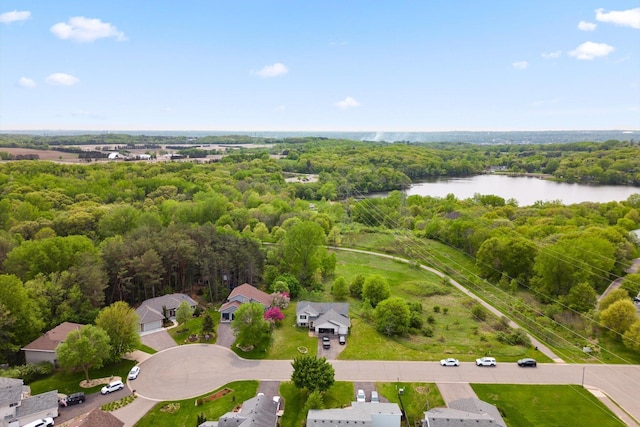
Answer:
[[1, 129, 636, 144]]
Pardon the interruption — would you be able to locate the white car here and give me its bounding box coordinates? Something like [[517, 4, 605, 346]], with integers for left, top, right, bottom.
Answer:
[[128, 366, 140, 380], [356, 389, 366, 402], [475, 357, 497, 366], [23, 418, 54, 427], [101, 380, 125, 394], [440, 358, 460, 366]]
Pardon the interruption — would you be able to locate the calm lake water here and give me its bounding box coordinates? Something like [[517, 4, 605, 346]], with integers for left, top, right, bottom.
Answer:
[[405, 175, 640, 206]]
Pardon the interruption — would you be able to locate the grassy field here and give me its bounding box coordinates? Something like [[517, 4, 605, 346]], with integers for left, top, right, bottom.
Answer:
[[472, 384, 626, 427], [377, 382, 444, 425], [331, 249, 547, 362], [134, 380, 258, 427], [27, 359, 136, 395]]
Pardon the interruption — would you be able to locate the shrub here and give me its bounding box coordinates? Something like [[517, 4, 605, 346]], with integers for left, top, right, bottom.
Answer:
[[0, 362, 54, 383], [410, 312, 424, 329], [471, 304, 487, 321], [443, 307, 449, 315], [422, 326, 434, 337], [433, 306, 440, 313], [427, 315, 436, 324]]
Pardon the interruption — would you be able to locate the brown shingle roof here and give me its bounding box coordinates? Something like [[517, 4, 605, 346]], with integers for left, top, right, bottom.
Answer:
[[228, 283, 273, 307], [64, 407, 124, 427], [21, 322, 84, 352]]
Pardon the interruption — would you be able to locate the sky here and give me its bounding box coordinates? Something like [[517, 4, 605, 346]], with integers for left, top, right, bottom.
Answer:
[[1, 1, 639, 132]]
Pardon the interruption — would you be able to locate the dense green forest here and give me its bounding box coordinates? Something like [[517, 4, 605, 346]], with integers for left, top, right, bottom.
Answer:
[[1, 135, 639, 364]]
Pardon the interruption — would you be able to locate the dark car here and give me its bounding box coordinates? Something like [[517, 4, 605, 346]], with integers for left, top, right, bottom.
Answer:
[[61, 392, 85, 406], [634, 296, 640, 304], [517, 358, 537, 367], [322, 336, 331, 349]]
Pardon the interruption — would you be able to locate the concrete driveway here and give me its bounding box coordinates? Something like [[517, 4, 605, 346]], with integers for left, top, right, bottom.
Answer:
[[216, 322, 236, 348], [140, 330, 176, 352]]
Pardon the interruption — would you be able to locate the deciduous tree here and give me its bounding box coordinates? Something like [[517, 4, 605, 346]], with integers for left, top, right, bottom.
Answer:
[[600, 299, 638, 339], [56, 325, 111, 382], [375, 297, 410, 336], [291, 355, 335, 393], [362, 274, 391, 307], [95, 301, 141, 360], [231, 302, 270, 348], [176, 300, 194, 326]]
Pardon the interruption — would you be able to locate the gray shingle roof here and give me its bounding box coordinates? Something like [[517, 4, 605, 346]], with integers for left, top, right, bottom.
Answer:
[[296, 302, 349, 318], [314, 309, 351, 328], [16, 389, 58, 419], [0, 377, 23, 407], [137, 293, 197, 313], [307, 402, 401, 426], [217, 395, 277, 427], [424, 398, 506, 427]]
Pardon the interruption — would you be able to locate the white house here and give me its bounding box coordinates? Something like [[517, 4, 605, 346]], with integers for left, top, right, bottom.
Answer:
[[21, 322, 83, 365], [296, 301, 350, 335], [0, 377, 58, 427], [307, 402, 402, 427], [135, 293, 198, 332]]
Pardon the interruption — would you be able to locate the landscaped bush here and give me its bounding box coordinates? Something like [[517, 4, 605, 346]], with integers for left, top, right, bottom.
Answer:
[[0, 362, 53, 383], [102, 395, 136, 411]]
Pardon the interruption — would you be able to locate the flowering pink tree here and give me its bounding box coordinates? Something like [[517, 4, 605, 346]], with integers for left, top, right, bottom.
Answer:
[[264, 306, 285, 324], [272, 292, 290, 309]]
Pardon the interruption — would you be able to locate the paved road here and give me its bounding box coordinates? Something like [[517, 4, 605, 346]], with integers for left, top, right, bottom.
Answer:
[[133, 345, 640, 423], [55, 387, 132, 425]]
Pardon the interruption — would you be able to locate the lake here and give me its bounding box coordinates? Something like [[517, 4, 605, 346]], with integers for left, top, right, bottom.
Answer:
[[405, 174, 640, 206]]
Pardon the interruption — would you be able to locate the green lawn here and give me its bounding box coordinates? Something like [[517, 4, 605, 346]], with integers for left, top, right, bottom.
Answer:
[[135, 342, 157, 354], [472, 384, 626, 427], [279, 381, 354, 427], [27, 359, 136, 395], [169, 307, 219, 346], [134, 380, 258, 427], [377, 382, 444, 426], [332, 249, 548, 362], [267, 305, 318, 359]]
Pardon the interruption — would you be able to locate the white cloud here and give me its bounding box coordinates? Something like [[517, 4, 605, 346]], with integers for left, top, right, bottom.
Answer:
[[541, 51, 562, 59], [254, 63, 288, 78], [46, 73, 79, 86], [512, 61, 528, 70], [335, 96, 360, 109], [578, 21, 597, 31], [18, 77, 36, 88], [568, 41, 614, 60], [0, 10, 31, 23], [50, 16, 126, 43], [595, 8, 640, 29]]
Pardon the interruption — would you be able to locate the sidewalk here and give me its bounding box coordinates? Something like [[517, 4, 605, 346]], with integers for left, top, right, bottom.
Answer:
[[585, 385, 640, 427], [111, 396, 158, 427]]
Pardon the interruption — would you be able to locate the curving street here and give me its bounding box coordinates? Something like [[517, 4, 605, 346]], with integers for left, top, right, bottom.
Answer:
[[132, 344, 640, 423]]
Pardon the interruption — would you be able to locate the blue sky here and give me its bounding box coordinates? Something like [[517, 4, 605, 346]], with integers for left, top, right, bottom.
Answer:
[[1, 1, 639, 132]]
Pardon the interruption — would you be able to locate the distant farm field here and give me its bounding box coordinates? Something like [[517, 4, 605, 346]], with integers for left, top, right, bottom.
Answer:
[[0, 147, 79, 161]]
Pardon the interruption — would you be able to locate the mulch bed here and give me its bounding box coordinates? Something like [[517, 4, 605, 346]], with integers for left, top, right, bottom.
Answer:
[[204, 388, 232, 402]]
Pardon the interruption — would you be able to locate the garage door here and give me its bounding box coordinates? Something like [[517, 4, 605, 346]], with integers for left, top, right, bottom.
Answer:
[[318, 328, 335, 334]]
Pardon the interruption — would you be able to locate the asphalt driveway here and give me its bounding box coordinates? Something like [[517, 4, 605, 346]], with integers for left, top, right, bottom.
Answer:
[[216, 322, 236, 348]]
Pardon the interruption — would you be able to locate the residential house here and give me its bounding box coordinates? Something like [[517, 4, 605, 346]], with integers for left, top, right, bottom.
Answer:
[[422, 398, 507, 427], [0, 377, 58, 427], [296, 301, 350, 335], [218, 283, 273, 322], [307, 402, 402, 427], [64, 407, 124, 427], [135, 293, 198, 332], [21, 322, 83, 365], [199, 393, 278, 427]]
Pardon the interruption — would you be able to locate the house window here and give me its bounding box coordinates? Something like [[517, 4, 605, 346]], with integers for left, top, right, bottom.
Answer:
[[300, 315, 307, 320]]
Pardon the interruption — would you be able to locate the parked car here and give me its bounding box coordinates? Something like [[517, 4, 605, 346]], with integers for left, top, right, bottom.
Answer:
[[475, 357, 496, 366], [128, 366, 141, 380], [322, 336, 331, 349], [634, 296, 640, 303], [63, 392, 85, 406], [517, 358, 537, 367], [101, 380, 124, 395], [339, 335, 346, 345], [371, 390, 379, 403], [440, 358, 460, 367], [273, 395, 281, 411], [356, 389, 366, 402], [23, 418, 54, 427]]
